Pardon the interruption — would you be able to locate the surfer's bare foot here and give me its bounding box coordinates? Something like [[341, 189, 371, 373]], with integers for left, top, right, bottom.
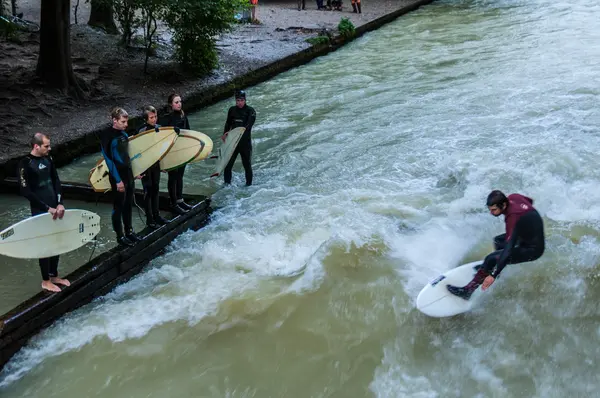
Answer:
[[42, 281, 61, 292], [50, 277, 71, 287]]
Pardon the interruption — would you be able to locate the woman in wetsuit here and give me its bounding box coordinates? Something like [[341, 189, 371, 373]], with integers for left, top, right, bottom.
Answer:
[[160, 94, 192, 216]]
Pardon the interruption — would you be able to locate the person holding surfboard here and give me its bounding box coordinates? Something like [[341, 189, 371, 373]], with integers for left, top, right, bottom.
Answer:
[[446, 190, 545, 300], [161, 93, 192, 216], [137, 106, 169, 229], [18, 133, 71, 292], [223, 90, 257, 186], [99, 107, 142, 247]]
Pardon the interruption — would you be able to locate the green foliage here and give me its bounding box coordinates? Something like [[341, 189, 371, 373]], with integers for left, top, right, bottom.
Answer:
[[0, 15, 18, 40], [113, 0, 141, 46], [139, 0, 163, 73], [162, 0, 247, 75], [87, 0, 246, 74], [337, 17, 355, 39], [306, 35, 330, 46]]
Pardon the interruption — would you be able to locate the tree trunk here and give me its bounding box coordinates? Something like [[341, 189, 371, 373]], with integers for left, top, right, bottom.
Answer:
[[88, 0, 118, 34], [36, 0, 85, 98]]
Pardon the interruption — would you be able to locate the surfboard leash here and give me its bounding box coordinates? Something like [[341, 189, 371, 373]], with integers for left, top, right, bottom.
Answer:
[[88, 235, 98, 263], [132, 191, 146, 225], [88, 188, 110, 263]]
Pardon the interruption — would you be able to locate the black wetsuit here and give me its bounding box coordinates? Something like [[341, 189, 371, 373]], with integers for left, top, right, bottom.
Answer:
[[447, 195, 545, 300], [161, 111, 189, 205], [137, 124, 162, 223], [99, 126, 134, 237], [223, 104, 256, 185], [483, 209, 545, 278], [18, 154, 63, 281]]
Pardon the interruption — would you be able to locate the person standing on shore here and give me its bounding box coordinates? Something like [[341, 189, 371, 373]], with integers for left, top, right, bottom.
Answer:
[[250, 0, 258, 21], [351, 0, 361, 13], [160, 94, 192, 215], [99, 107, 142, 247], [298, 0, 305, 10], [18, 133, 70, 292], [137, 106, 169, 229], [223, 90, 257, 186]]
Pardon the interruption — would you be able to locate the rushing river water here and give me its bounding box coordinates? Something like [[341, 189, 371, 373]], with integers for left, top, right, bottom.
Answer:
[[2, 0, 600, 396]]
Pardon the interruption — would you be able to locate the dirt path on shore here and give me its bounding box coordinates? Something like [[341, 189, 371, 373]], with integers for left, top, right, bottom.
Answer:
[[0, 0, 419, 166]]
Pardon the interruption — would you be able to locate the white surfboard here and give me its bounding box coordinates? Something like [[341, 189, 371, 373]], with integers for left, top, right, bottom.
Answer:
[[416, 261, 484, 317], [159, 134, 204, 171], [89, 127, 178, 192], [211, 127, 246, 178], [0, 210, 101, 259], [182, 130, 213, 162]]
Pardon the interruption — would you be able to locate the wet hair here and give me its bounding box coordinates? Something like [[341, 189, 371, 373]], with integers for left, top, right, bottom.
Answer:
[[486, 190, 508, 208], [235, 90, 246, 99], [167, 93, 184, 116], [30, 132, 49, 149], [111, 107, 129, 120], [142, 105, 157, 121]]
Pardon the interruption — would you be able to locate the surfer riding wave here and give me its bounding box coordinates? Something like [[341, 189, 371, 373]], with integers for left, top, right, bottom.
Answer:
[[446, 190, 545, 300]]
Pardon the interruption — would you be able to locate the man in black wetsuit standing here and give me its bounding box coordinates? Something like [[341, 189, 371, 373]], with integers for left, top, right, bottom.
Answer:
[[99, 107, 142, 247], [447, 190, 545, 300], [18, 133, 70, 292], [223, 90, 257, 186]]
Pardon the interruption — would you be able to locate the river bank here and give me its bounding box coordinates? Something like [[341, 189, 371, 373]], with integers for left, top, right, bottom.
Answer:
[[0, 0, 434, 176]]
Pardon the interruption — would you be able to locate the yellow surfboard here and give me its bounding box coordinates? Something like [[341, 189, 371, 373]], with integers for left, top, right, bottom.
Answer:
[[88, 127, 177, 192], [181, 130, 214, 162], [211, 127, 246, 178], [159, 134, 204, 171]]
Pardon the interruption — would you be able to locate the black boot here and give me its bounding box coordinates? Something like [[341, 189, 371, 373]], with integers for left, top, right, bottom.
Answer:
[[145, 211, 158, 230], [171, 204, 188, 215], [126, 230, 143, 242], [446, 269, 488, 301], [117, 235, 135, 247], [352, 3, 357, 13], [154, 214, 169, 225], [447, 285, 475, 300], [357, 2, 361, 13], [179, 201, 193, 211]]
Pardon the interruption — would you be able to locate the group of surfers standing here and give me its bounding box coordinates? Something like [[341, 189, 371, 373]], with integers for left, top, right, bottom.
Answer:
[[100, 90, 256, 247], [17, 90, 256, 291]]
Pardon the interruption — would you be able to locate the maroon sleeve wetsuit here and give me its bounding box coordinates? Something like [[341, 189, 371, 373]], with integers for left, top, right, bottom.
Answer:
[[485, 194, 545, 278]]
